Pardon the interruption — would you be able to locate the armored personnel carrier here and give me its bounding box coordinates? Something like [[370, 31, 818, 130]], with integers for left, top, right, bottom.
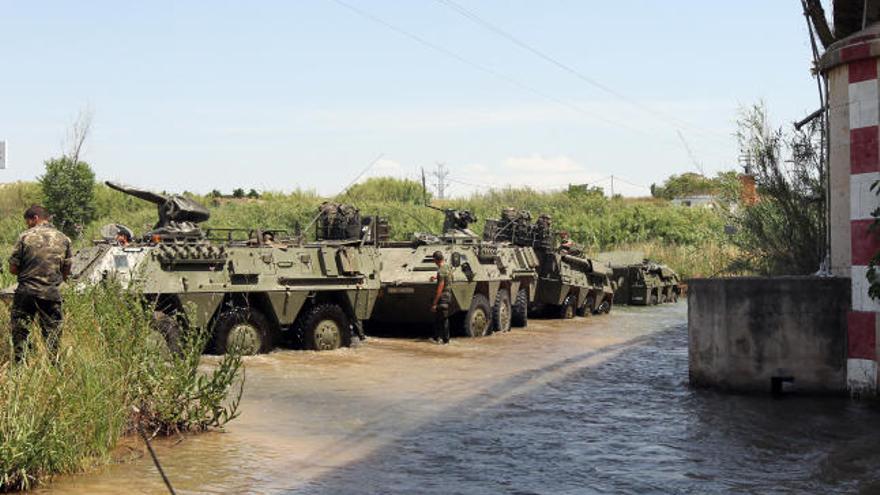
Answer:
[[610, 261, 681, 305], [369, 207, 537, 337], [55, 183, 383, 355], [484, 209, 612, 319]]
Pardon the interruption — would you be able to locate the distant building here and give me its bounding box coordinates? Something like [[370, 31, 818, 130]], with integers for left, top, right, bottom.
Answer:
[[671, 195, 718, 208]]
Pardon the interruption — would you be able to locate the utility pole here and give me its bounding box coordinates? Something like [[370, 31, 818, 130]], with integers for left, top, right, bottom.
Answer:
[[610, 175, 614, 197], [432, 162, 450, 199], [0, 140, 6, 170]]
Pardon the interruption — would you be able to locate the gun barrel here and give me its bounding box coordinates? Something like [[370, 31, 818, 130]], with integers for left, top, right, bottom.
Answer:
[[105, 181, 169, 205]]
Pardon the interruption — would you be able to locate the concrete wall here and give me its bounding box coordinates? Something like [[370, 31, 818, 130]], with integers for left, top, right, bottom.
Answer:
[[688, 277, 849, 395]]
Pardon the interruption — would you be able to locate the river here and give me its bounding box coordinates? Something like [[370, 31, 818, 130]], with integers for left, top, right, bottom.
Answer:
[[40, 304, 880, 494]]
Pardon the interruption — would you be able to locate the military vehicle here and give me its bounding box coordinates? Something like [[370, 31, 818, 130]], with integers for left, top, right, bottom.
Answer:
[[484, 209, 613, 319], [369, 207, 537, 337], [596, 251, 681, 305], [52, 183, 384, 355]]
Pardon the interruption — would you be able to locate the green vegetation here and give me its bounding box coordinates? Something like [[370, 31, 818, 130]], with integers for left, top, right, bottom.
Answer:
[[0, 285, 243, 491], [729, 103, 826, 275], [650, 171, 741, 202], [39, 157, 97, 238]]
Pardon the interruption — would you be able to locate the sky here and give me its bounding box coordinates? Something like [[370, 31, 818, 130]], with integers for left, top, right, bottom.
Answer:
[[0, 1, 824, 197]]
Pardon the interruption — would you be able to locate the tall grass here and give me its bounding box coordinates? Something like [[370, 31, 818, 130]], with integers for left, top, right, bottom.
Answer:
[[0, 285, 243, 491]]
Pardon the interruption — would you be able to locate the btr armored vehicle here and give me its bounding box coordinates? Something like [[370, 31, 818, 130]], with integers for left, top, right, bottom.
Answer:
[[484, 209, 613, 319], [369, 207, 537, 337], [598, 251, 681, 305], [61, 183, 383, 354]]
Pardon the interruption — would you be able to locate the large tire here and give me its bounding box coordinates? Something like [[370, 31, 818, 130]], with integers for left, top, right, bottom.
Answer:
[[462, 293, 492, 338], [492, 289, 512, 333], [150, 311, 182, 356], [577, 294, 595, 317], [596, 297, 612, 315], [650, 291, 659, 305], [301, 303, 351, 351], [672, 290, 679, 303], [558, 293, 576, 320], [212, 308, 274, 355], [511, 288, 529, 328]]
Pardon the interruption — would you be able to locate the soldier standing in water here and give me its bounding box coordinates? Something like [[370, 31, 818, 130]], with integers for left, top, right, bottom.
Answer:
[[430, 250, 453, 344]]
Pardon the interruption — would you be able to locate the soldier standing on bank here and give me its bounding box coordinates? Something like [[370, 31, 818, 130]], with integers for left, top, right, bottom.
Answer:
[[7, 205, 72, 361], [430, 250, 453, 344]]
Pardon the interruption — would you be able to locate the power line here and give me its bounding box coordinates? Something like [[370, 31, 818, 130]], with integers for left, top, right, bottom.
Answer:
[[433, 0, 731, 142], [329, 0, 646, 135]]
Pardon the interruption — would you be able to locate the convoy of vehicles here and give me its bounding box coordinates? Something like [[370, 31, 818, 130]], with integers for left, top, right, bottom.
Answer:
[[1, 183, 682, 355]]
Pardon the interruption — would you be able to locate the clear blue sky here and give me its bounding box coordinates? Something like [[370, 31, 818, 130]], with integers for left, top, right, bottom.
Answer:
[[0, 1, 822, 197]]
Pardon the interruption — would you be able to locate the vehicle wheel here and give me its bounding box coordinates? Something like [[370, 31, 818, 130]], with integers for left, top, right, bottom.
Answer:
[[212, 308, 274, 355], [150, 311, 182, 356], [463, 293, 492, 338], [577, 294, 595, 317], [511, 288, 529, 328], [301, 303, 351, 351], [672, 291, 679, 303], [492, 289, 512, 333], [650, 291, 659, 305], [660, 293, 668, 304], [558, 294, 576, 319], [597, 298, 612, 314]]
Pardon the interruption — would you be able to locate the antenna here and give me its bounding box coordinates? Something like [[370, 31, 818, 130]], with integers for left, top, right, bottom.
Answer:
[[421, 167, 429, 206], [676, 130, 705, 175]]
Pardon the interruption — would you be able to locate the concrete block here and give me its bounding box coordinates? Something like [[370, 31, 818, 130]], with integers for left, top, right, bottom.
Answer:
[[688, 277, 849, 395]]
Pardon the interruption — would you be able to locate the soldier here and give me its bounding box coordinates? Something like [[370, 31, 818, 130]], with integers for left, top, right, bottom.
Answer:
[[430, 250, 453, 344], [7, 205, 72, 361]]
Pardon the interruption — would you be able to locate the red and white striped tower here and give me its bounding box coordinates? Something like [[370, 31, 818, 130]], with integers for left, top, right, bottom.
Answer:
[[822, 25, 880, 395]]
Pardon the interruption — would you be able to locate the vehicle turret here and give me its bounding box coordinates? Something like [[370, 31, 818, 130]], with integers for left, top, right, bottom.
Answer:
[[105, 181, 210, 241]]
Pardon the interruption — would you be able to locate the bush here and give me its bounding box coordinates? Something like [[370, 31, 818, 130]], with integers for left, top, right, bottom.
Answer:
[[39, 157, 97, 238], [0, 285, 243, 491], [729, 104, 826, 275]]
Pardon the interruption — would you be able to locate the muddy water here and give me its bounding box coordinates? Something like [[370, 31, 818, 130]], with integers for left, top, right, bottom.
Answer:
[[41, 304, 880, 494]]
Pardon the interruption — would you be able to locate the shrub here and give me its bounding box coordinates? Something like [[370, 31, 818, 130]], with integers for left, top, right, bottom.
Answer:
[[0, 285, 243, 491]]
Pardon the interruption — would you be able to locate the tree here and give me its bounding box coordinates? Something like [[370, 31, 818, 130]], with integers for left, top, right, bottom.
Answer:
[[246, 189, 260, 199], [210, 189, 222, 198], [232, 188, 245, 199], [650, 172, 740, 201], [729, 103, 826, 275], [39, 157, 97, 237]]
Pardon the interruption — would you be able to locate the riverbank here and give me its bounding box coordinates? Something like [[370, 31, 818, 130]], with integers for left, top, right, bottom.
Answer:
[[0, 286, 243, 492]]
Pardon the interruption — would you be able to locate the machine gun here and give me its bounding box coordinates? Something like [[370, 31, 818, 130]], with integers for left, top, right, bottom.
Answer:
[[106, 181, 210, 240], [427, 205, 478, 237]]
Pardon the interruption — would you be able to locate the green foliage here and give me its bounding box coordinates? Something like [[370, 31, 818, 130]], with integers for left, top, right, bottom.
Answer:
[[232, 188, 245, 199], [210, 189, 222, 198], [344, 177, 431, 205], [246, 189, 260, 199], [729, 103, 826, 275], [39, 157, 97, 238], [0, 285, 243, 491], [650, 171, 741, 201], [867, 181, 880, 301]]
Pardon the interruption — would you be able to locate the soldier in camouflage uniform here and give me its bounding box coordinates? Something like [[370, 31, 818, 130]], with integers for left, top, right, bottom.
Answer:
[[7, 205, 72, 361], [430, 250, 453, 344]]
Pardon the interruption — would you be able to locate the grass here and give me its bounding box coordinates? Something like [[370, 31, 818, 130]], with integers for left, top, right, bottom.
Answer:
[[0, 285, 243, 491]]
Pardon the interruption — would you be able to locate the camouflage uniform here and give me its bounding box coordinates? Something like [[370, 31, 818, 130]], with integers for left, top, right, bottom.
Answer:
[[433, 264, 454, 343], [8, 224, 72, 360]]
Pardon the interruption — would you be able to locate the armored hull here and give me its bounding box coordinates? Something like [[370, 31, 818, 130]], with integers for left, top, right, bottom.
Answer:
[[370, 239, 530, 336]]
